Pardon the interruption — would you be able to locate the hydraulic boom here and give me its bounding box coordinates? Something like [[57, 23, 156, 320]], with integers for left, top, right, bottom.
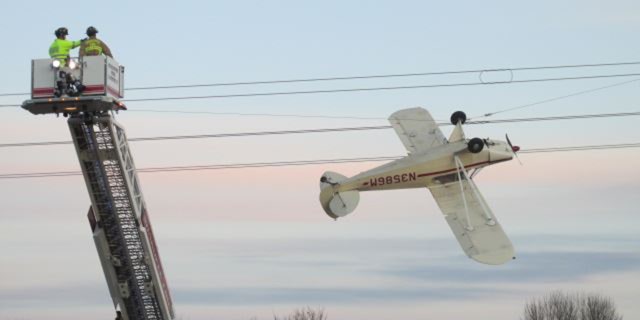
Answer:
[[70, 114, 175, 320], [23, 56, 175, 320]]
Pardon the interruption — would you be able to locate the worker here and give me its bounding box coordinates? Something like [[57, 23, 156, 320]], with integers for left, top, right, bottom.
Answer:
[[49, 27, 86, 96], [48, 27, 82, 66], [80, 26, 113, 58]]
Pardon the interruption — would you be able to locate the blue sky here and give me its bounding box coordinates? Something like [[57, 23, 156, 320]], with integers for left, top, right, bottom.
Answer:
[[1, 1, 640, 319]]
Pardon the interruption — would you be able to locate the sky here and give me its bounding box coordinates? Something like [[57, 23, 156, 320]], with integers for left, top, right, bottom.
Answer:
[[1, 1, 640, 319]]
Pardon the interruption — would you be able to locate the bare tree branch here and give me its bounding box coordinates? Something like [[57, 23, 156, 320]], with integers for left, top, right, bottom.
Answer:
[[523, 291, 623, 320]]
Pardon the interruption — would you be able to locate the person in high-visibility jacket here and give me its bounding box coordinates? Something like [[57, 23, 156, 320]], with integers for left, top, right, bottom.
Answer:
[[80, 26, 113, 58], [48, 27, 82, 66]]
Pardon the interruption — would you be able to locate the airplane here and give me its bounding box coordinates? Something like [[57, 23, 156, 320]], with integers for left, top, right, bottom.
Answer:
[[319, 107, 520, 265]]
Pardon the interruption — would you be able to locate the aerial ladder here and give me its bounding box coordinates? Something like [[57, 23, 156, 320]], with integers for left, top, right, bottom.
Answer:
[[23, 56, 175, 320]]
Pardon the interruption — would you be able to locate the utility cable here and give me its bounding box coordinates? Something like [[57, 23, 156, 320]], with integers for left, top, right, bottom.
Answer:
[[1, 111, 639, 149], [120, 72, 640, 103], [122, 77, 640, 119], [127, 109, 392, 120], [2, 72, 640, 109], [0, 125, 390, 148], [476, 78, 640, 118], [0, 142, 638, 180], [518, 143, 640, 153], [2, 60, 639, 97]]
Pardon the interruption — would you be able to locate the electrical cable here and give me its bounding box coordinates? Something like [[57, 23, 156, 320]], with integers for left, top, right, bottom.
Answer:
[[0, 125, 390, 148], [127, 109, 392, 120], [476, 78, 640, 118], [2, 60, 639, 97], [518, 143, 640, 153], [1, 111, 639, 148], [120, 72, 640, 103], [2, 72, 640, 109], [0, 142, 638, 180], [119, 77, 640, 120]]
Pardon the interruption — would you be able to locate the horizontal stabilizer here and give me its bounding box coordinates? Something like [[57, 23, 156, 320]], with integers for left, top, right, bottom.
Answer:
[[319, 171, 359, 219]]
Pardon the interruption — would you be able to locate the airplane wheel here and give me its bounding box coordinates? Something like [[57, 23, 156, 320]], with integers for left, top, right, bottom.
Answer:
[[450, 111, 467, 125], [468, 137, 484, 153]]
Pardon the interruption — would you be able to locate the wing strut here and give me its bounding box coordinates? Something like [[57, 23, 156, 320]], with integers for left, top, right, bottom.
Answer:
[[454, 156, 474, 231], [454, 156, 496, 227]]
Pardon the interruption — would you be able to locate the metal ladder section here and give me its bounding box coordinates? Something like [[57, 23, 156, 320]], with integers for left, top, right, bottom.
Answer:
[[69, 113, 174, 320]]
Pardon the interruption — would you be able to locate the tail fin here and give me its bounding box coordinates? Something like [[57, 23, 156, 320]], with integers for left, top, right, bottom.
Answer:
[[319, 171, 360, 219]]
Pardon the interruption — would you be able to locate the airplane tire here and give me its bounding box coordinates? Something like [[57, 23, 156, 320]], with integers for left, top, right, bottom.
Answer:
[[450, 111, 467, 125], [468, 137, 484, 153]]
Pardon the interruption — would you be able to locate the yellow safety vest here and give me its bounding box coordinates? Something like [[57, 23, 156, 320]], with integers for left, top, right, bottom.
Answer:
[[83, 38, 104, 56], [49, 38, 81, 66]]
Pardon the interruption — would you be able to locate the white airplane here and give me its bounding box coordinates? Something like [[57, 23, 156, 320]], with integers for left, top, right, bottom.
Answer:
[[319, 107, 520, 265]]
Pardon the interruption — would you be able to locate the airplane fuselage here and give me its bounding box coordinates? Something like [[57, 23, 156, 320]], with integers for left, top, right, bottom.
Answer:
[[336, 139, 514, 193]]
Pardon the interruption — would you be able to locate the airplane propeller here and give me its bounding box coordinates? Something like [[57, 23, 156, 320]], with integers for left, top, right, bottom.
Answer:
[[506, 134, 522, 165]]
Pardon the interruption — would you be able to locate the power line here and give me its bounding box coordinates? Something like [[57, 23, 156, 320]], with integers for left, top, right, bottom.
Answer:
[[518, 143, 640, 153], [467, 111, 640, 124], [0, 125, 390, 148], [1, 111, 639, 148], [0, 142, 637, 180], [2, 60, 639, 97], [477, 78, 640, 118], [2, 72, 639, 109], [120, 72, 640, 103], [128, 109, 393, 120], [98, 77, 640, 119]]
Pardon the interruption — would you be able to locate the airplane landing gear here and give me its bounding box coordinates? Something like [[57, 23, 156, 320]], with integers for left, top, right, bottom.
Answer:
[[450, 111, 467, 125], [468, 137, 484, 153]]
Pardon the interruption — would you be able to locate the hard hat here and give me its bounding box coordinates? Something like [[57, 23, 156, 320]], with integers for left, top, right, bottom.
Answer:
[[86, 26, 98, 36], [54, 27, 68, 38]]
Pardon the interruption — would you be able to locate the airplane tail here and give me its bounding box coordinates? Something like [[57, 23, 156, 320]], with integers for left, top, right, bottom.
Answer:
[[319, 171, 360, 219]]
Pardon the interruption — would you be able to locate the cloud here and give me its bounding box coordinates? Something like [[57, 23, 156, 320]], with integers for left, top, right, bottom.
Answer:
[[162, 235, 640, 306], [2, 234, 638, 313], [0, 284, 107, 309], [383, 251, 640, 284], [172, 285, 505, 306]]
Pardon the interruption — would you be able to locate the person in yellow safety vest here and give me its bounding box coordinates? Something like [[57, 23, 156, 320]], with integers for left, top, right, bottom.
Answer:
[[48, 27, 83, 66], [80, 26, 113, 58]]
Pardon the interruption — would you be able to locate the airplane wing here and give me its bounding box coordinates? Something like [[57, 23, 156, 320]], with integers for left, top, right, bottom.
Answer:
[[428, 177, 515, 265], [388, 107, 447, 154]]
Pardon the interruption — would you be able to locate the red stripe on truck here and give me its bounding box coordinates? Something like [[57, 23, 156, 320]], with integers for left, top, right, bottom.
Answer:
[[141, 210, 174, 316]]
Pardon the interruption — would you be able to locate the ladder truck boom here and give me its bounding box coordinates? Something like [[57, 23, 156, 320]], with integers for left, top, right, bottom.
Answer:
[[23, 57, 175, 320]]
